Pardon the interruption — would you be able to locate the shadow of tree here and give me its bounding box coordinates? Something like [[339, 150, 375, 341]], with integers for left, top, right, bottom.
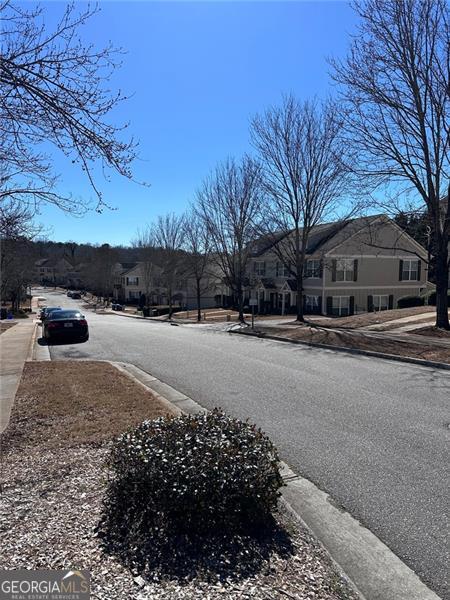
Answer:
[[98, 513, 294, 583]]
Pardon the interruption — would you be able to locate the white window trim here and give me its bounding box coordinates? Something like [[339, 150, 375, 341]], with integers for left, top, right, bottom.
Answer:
[[332, 295, 350, 316], [254, 261, 266, 276], [402, 259, 419, 281], [305, 259, 321, 279], [336, 259, 354, 282], [305, 294, 320, 308], [373, 294, 389, 311]]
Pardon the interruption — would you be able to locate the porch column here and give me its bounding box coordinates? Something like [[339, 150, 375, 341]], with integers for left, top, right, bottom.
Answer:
[[281, 292, 286, 316]]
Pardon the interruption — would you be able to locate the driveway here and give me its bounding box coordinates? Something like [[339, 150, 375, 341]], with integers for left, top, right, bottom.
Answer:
[[39, 289, 450, 599]]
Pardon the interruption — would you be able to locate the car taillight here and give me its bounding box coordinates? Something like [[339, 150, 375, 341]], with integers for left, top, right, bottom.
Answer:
[[48, 322, 59, 329], [79, 319, 87, 326]]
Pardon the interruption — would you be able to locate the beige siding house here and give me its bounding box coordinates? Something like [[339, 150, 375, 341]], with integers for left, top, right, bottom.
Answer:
[[248, 215, 428, 316]]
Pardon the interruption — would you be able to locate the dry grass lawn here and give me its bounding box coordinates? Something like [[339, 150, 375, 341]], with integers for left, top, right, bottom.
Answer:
[[2, 360, 176, 452], [248, 325, 450, 364]]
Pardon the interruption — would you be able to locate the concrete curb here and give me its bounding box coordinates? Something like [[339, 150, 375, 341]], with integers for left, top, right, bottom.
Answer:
[[110, 361, 442, 600], [231, 329, 450, 371], [29, 320, 51, 362]]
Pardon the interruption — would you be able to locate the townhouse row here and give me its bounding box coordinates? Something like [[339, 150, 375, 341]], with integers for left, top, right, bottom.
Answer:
[[109, 214, 430, 316]]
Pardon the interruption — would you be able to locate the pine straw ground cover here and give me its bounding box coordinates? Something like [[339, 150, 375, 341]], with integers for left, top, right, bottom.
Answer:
[[246, 325, 450, 364], [0, 361, 359, 600]]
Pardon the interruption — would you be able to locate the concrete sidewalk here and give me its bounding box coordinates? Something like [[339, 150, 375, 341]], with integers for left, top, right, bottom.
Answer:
[[0, 319, 35, 433]]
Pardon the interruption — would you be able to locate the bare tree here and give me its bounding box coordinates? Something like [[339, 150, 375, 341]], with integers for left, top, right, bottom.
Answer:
[[182, 208, 211, 322], [0, 1, 138, 215], [251, 95, 359, 322], [151, 214, 185, 319], [85, 244, 118, 300], [196, 156, 264, 323], [1, 237, 37, 312], [331, 0, 449, 329], [132, 227, 158, 309]]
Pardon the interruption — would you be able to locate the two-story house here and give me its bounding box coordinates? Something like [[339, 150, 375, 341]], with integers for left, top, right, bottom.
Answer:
[[248, 215, 429, 316], [35, 257, 75, 286]]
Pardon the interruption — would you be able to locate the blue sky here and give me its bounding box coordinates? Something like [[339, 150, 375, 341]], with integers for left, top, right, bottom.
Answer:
[[39, 1, 358, 246]]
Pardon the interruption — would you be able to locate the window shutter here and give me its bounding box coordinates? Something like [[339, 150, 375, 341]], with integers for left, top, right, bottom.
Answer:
[[317, 295, 322, 314], [388, 294, 394, 309], [399, 260, 403, 281], [263, 261, 266, 274], [332, 259, 337, 282], [319, 260, 324, 278], [326, 296, 333, 315], [349, 296, 355, 315], [367, 295, 374, 312], [353, 259, 358, 282], [417, 260, 421, 281]]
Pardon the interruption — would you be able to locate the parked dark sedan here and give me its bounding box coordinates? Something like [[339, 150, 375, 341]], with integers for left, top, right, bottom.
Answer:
[[39, 306, 62, 321], [43, 310, 89, 343]]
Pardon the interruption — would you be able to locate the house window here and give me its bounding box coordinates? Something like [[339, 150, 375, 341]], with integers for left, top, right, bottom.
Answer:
[[401, 259, 419, 281], [254, 261, 266, 276], [305, 259, 321, 278], [305, 295, 320, 310], [336, 259, 354, 282], [276, 262, 290, 277], [332, 296, 350, 316], [126, 276, 139, 286], [128, 291, 140, 300], [373, 295, 389, 311]]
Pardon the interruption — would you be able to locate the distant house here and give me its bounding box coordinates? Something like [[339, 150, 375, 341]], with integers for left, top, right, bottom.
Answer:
[[248, 215, 429, 316], [112, 260, 229, 309], [35, 257, 74, 286]]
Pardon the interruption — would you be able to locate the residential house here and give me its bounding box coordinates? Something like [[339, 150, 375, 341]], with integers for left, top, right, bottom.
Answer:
[[112, 260, 230, 309], [35, 257, 75, 286], [248, 215, 428, 316]]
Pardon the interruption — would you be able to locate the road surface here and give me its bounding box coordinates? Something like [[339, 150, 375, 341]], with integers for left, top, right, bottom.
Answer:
[[39, 289, 450, 598]]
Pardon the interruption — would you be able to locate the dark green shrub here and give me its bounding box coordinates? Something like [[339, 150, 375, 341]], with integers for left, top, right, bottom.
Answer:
[[99, 409, 283, 556], [397, 295, 424, 308], [421, 290, 450, 307]]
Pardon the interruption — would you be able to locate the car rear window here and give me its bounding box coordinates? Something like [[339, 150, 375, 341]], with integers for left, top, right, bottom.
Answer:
[[49, 310, 83, 319]]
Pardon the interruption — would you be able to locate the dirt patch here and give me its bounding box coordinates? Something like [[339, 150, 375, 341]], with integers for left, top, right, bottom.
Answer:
[[0, 321, 17, 334], [2, 360, 176, 452], [306, 306, 436, 329], [249, 325, 450, 364], [411, 326, 450, 339]]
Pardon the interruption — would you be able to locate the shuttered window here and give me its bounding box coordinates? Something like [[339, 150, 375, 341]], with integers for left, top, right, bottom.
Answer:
[[335, 259, 355, 282], [401, 259, 419, 281]]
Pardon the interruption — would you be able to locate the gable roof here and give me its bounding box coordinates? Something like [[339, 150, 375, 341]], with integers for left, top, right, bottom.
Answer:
[[250, 214, 428, 258], [250, 215, 383, 257]]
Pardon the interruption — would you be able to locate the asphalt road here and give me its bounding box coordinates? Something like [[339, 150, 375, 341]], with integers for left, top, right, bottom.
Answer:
[[40, 290, 449, 599]]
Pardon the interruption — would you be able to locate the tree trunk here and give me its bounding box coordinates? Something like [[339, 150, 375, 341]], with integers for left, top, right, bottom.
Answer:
[[434, 237, 449, 329], [295, 226, 305, 322], [196, 277, 201, 322], [237, 281, 245, 323], [168, 286, 173, 319]]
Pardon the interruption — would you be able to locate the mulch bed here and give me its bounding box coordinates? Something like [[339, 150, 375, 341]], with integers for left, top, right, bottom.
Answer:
[[0, 321, 17, 335], [0, 361, 359, 600], [305, 306, 436, 330], [248, 325, 450, 364], [412, 326, 450, 339]]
